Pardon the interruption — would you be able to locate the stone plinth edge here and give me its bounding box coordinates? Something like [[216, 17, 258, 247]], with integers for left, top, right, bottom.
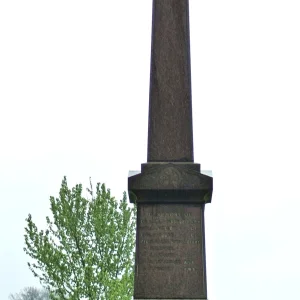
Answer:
[[128, 162, 213, 204]]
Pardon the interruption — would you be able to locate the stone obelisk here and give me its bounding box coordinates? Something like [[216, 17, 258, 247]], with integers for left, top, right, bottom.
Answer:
[[128, 1, 213, 299]]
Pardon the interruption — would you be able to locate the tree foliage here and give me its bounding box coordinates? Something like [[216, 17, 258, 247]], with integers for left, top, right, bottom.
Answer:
[[24, 177, 136, 300], [9, 286, 49, 300]]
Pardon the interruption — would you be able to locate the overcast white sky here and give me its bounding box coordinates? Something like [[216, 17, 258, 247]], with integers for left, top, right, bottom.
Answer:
[[1, 0, 300, 299]]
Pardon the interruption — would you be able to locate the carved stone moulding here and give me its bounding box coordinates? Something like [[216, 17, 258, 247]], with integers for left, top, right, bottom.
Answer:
[[128, 162, 213, 204]]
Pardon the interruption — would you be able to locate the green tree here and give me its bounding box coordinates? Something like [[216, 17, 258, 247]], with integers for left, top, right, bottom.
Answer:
[[24, 177, 136, 300], [9, 286, 49, 300]]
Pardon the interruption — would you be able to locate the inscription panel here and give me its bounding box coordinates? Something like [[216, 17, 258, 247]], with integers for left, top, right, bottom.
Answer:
[[134, 204, 207, 299]]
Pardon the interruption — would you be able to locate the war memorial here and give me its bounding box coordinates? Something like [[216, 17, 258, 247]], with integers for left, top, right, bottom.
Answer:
[[128, 1, 213, 299]]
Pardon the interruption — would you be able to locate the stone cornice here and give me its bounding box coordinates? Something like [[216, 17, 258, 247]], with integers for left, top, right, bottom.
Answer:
[[128, 162, 213, 204]]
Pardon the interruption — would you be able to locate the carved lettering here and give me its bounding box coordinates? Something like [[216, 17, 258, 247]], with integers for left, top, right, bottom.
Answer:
[[135, 204, 206, 298], [138, 205, 204, 275]]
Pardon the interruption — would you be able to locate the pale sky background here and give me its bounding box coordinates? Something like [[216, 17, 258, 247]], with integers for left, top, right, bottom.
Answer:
[[1, 0, 300, 299]]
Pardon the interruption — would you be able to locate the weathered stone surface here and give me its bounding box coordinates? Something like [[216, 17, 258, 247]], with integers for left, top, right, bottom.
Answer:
[[148, 0, 193, 162], [134, 204, 207, 299], [128, 0, 213, 299]]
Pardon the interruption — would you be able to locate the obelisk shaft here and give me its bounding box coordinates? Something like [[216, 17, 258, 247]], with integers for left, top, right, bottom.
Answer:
[[148, 0, 193, 162]]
